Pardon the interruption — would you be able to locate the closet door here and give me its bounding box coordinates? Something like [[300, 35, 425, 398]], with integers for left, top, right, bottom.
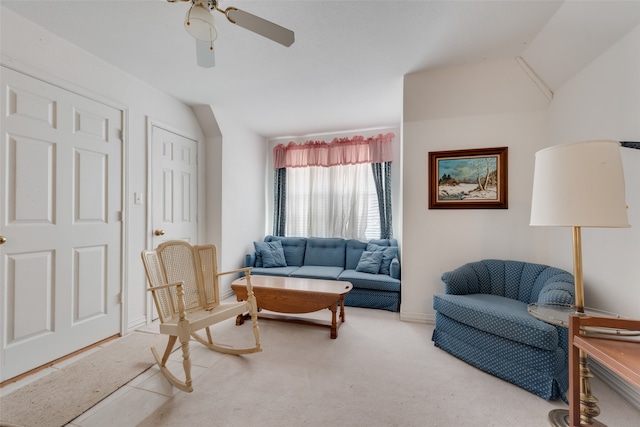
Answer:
[[0, 66, 123, 381]]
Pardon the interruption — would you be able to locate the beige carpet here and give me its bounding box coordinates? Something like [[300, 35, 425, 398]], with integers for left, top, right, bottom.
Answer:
[[131, 307, 639, 427], [0, 332, 169, 427]]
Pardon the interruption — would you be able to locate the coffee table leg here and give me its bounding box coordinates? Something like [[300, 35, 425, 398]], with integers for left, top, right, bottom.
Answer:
[[330, 302, 338, 339], [235, 314, 245, 326], [339, 296, 346, 322]]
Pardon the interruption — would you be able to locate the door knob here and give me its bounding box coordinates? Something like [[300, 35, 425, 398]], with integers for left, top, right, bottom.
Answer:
[[154, 229, 165, 236], [0, 236, 6, 245]]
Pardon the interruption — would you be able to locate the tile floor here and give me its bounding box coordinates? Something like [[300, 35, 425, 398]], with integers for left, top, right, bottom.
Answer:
[[0, 323, 203, 427]]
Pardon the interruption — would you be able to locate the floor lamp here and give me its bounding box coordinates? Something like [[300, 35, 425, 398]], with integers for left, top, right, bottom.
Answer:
[[530, 140, 630, 426]]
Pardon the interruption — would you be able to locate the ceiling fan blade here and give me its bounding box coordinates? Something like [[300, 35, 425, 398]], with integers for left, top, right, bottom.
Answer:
[[195, 39, 215, 68], [225, 8, 294, 47]]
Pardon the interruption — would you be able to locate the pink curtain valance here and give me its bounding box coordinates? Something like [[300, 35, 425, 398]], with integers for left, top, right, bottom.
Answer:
[[273, 133, 394, 169]]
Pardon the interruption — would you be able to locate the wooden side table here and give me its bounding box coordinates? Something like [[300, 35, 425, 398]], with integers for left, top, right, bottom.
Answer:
[[528, 304, 639, 426], [568, 315, 640, 427]]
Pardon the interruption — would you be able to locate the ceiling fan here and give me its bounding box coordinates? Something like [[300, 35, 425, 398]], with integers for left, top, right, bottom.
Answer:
[[169, 0, 295, 68]]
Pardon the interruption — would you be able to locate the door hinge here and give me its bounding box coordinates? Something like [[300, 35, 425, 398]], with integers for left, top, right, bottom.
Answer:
[[118, 211, 123, 222]]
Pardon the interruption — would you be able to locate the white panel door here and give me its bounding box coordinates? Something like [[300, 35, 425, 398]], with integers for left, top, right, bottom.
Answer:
[[0, 67, 123, 381], [151, 126, 198, 247]]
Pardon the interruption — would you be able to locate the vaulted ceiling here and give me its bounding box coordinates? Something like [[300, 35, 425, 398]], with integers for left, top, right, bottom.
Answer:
[[3, 1, 640, 137]]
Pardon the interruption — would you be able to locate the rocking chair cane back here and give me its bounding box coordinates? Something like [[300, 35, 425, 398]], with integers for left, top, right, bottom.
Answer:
[[141, 240, 261, 392]]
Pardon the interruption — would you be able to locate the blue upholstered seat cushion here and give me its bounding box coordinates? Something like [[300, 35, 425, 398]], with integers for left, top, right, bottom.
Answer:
[[254, 241, 286, 268], [366, 243, 398, 275], [338, 270, 401, 292], [250, 266, 300, 277], [290, 266, 344, 280], [356, 251, 383, 274], [432, 293, 558, 351]]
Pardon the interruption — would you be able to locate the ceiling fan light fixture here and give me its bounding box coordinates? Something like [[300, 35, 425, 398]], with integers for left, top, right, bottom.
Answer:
[[185, 3, 218, 42]]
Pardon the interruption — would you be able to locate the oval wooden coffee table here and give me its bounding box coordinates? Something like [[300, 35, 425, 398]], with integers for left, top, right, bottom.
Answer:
[[231, 275, 353, 339]]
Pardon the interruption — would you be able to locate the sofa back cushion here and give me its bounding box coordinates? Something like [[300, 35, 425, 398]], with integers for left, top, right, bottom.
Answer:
[[368, 238, 399, 247], [442, 259, 573, 304], [264, 236, 307, 266], [345, 240, 368, 270], [303, 238, 346, 267]]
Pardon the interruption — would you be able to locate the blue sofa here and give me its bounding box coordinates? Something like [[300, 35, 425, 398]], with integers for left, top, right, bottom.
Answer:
[[245, 236, 401, 312], [432, 259, 575, 401]]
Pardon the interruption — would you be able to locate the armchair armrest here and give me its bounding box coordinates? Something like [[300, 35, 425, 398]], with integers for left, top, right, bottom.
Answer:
[[441, 264, 475, 295], [217, 267, 253, 277], [537, 281, 575, 306], [147, 281, 188, 323], [146, 281, 185, 292]]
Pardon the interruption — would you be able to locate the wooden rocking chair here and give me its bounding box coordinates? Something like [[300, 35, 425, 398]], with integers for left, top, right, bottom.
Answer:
[[141, 240, 261, 392]]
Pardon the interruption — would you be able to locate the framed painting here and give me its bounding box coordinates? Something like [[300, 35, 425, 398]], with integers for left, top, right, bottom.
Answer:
[[428, 146, 508, 209]]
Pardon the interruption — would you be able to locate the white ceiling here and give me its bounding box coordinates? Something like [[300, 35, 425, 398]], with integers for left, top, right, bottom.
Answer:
[[3, 1, 640, 138]]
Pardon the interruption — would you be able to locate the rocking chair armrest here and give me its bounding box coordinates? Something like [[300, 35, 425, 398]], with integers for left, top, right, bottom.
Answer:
[[146, 281, 185, 292], [216, 267, 253, 277]]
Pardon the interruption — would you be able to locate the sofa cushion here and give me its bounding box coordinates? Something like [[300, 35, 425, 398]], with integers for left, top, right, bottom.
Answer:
[[264, 236, 307, 266], [345, 239, 368, 270], [252, 242, 264, 267], [432, 293, 558, 351], [338, 270, 401, 292], [355, 251, 383, 274], [368, 238, 399, 247], [290, 266, 344, 280], [366, 243, 398, 275], [303, 238, 346, 267], [250, 266, 300, 277], [254, 241, 286, 267]]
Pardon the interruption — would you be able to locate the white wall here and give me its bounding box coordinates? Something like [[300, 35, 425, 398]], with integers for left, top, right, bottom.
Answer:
[[546, 24, 640, 319], [1, 7, 204, 331], [211, 108, 268, 296], [401, 58, 552, 322]]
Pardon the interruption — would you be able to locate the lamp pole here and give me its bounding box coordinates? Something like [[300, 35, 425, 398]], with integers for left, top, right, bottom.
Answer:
[[572, 226, 603, 426]]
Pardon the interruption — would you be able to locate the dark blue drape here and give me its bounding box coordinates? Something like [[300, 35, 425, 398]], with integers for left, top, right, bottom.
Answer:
[[372, 162, 393, 239], [273, 168, 287, 236]]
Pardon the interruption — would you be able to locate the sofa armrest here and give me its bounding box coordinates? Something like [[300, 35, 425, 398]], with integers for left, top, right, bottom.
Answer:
[[390, 257, 400, 279], [245, 253, 256, 268], [537, 281, 575, 306]]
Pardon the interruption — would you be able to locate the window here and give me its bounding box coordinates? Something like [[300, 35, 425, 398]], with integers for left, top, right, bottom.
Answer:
[[285, 164, 381, 240], [272, 133, 394, 239]]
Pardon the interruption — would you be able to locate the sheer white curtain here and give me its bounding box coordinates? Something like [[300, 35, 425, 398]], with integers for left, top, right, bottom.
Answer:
[[286, 163, 379, 239]]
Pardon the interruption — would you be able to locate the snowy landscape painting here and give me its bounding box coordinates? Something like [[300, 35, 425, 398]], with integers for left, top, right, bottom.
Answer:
[[428, 147, 508, 209]]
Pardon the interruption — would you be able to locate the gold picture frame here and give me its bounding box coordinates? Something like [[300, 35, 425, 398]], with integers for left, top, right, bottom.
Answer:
[[428, 147, 508, 209]]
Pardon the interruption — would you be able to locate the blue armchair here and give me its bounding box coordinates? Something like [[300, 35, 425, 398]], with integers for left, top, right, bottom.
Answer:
[[432, 259, 575, 401]]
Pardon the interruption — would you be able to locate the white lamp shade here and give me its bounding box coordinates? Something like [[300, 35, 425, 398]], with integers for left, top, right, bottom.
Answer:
[[185, 3, 217, 42], [530, 140, 630, 227]]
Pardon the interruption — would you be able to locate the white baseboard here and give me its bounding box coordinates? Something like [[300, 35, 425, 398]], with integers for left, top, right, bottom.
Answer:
[[400, 311, 434, 324], [589, 359, 640, 412], [220, 288, 235, 300], [127, 315, 148, 332]]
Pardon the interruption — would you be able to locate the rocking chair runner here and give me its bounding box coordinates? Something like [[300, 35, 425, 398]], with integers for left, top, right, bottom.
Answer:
[[141, 240, 261, 392]]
